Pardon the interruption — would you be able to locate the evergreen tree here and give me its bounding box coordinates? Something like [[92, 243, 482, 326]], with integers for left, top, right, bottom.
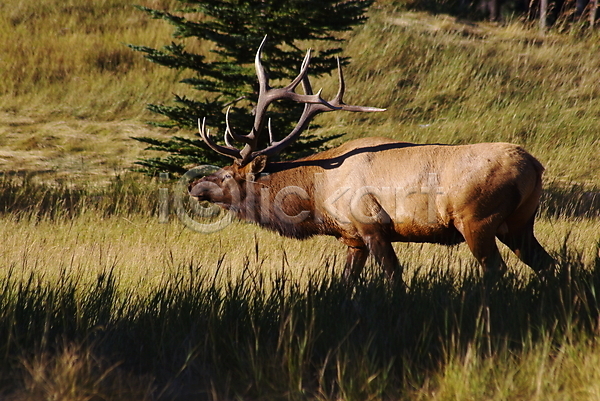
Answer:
[[129, 0, 374, 175]]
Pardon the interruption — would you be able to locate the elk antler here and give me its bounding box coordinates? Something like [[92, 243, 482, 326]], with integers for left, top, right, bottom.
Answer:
[[199, 36, 386, 165]]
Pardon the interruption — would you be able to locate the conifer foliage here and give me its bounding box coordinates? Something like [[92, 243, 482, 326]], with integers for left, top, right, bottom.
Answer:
[[129, 0, 374, 175]]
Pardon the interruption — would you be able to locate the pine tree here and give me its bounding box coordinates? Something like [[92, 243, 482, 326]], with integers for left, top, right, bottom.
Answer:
[[129, 0, 374, 175]]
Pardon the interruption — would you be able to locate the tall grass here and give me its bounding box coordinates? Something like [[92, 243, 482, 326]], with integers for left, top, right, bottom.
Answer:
[[0, 243, 598, 400], [0, 173, 159, 219]]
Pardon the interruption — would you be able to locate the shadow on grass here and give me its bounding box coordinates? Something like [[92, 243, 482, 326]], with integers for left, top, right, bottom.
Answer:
[[0, 242, 598, 400], [541, 182, 600, 219], [0, 172, 160, 220]]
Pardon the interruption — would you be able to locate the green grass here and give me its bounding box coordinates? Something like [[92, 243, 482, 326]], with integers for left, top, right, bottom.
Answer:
[[0, 0, 181, 180], [0, 0, 185, 117], [1, 0, 600, 399]]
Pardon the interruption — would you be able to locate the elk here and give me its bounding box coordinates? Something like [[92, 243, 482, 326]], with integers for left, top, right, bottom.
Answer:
[[189, 37, 555, 284]]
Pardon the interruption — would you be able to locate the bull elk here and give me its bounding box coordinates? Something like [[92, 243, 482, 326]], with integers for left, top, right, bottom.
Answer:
[[189, 37, 555, 283]]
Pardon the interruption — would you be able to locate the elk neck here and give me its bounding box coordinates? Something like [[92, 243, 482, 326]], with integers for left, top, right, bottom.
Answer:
[[235, 161, 326, 240]]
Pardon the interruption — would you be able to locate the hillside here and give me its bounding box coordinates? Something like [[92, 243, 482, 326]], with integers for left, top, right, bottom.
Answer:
[[1, 0, 598, 186]]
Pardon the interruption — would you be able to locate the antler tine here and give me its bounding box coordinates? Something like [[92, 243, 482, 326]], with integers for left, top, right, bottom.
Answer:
[[198, 118, 242, 160], [283, 48, 312, 92], [330, 57, 387, 113], [332, 57, 345, 105], [225, 107, 253, 145], [223, 111, 235, 148], [300, 68, 313, 96], [224, 130, 235, 148], [255, 35, 270, 95], [267, 118, 274, 145]]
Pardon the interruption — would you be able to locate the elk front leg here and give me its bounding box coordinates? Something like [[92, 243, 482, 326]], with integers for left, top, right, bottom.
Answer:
[[362, 233, 403, 283], [344, 246, 369, 284], [456, 218, 507, 279], [350, 196, 403, 284]]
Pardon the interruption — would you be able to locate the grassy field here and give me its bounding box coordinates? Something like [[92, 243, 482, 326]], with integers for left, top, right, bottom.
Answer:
[[0, 204, 599, 399], [1, 0, 600, 399]]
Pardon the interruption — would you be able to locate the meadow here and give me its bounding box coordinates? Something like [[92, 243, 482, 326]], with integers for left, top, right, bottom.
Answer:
[[1, 0, 600, 399]]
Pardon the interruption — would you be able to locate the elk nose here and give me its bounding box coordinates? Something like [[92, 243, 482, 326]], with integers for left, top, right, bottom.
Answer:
[[189, 183, 206, 199]]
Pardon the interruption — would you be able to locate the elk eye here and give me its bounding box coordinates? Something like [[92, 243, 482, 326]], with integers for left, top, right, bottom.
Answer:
[[223, 173, 232, 180]]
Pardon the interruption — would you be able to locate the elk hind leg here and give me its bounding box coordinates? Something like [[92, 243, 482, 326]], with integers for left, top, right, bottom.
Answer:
[[497, 215, 555, 275]]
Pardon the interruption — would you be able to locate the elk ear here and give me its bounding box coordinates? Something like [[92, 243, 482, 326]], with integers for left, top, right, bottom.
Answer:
[[249, 155, 267, 175]]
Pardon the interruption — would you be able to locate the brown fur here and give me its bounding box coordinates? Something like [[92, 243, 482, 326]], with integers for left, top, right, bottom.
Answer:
[[190, 137, 555, 283]]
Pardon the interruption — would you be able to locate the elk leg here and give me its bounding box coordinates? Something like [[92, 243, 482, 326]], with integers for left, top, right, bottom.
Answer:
[[343, 246, 369, 284], [458, 219, 507, 278], [349, 194, 403, 282], [473, 240, 506, 279], [362, 233, 403, 284], [497, 216, 555, 275]]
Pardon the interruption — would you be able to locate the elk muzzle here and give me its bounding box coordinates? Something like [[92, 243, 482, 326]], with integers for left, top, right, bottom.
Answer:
[[189, 180, 226, 203]]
